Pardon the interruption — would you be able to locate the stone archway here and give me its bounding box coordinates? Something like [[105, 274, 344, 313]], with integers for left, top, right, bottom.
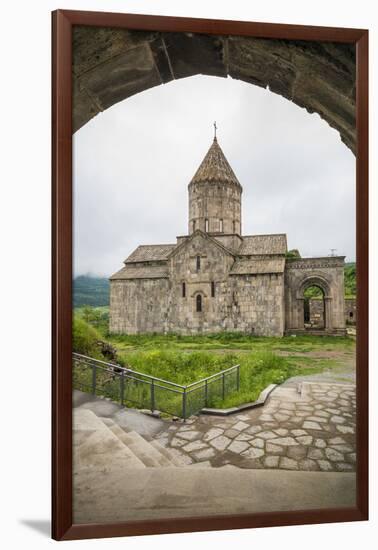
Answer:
[[73, 26, 356, 152], [298, 276, 332, 331], [284, 258, 346, 336]]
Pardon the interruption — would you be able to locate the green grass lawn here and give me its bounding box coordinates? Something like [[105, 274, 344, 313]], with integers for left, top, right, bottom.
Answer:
[[116, 349, 305, 409], [73, 310, 355, 413]]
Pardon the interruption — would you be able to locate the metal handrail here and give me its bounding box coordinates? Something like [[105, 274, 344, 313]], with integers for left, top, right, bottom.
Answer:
[[73, 352, 240, 419], [73, 352, 185, 389], [185, 364, 240, 388], [73, 352, 239, 390]]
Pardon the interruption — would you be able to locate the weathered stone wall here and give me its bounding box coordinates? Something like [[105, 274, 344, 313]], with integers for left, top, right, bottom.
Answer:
[[308, 298, 325, 328], [212, 234, 243, 251], [110, 232, 285, 336], [188, 181, 242, 235], [345, 298, 357, 325], [285, 257, 346, 334], [167, 231, 235, 333], [73, 27, 356, 152], [308, 297, 357, 327], [228, 273, 285, 336], [109, 278, 170, 334]]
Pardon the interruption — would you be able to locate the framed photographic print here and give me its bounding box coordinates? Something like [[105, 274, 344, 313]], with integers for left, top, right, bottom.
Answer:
[[52, 9, 368, 541]]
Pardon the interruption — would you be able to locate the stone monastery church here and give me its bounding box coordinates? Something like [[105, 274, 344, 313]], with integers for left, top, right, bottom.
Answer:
[[110, 134, 346, 337]]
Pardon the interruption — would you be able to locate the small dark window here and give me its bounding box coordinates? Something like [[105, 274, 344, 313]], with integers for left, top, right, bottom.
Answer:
[[182, 282, 186, 297], [211, 281, 215, 297], [196, 255, 201, 271], [349, 311, 353, 318], [233, 220, 236, 233], [193, 220, 196, 231], [205, 219, 209, 232], [196, 294, 202, 312]]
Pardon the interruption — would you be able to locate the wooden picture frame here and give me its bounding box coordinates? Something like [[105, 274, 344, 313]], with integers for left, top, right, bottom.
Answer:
[[52, 9, 368, 541]]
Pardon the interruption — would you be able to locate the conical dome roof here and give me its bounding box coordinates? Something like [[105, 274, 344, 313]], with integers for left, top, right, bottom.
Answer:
[[190, 137, 242, 188]]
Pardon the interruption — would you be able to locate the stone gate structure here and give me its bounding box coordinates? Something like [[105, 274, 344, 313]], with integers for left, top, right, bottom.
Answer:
[[285, 257, 346, 335], [109, 135, 346, 336], [73, 27, 356, 152]]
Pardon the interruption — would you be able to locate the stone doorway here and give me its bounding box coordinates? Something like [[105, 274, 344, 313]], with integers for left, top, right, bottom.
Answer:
[[303, 285, 326, 330]]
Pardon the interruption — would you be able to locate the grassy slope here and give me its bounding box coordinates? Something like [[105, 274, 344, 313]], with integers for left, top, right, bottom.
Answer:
[[73, 313, 355, 411], [116, 335, 353, 409]]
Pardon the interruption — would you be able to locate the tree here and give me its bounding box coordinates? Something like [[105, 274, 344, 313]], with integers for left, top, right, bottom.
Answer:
[[286, 249, 301, 259]]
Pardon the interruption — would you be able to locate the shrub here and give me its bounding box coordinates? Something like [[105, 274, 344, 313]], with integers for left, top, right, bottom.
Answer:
[[73, 316, 102, 358]]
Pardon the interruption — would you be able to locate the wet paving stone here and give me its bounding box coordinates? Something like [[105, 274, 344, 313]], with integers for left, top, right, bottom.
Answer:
[[209, 435, 232, 451], [229, 440, 249, 454], [163, 381, 356, 472], [280, 457, 298, 470], [203, 427, 224, 441], [287, 446, 307, 460], [250, 438, 265, 449], [308, 448, 325, 460], [241, 447, 265, 459], [296, 435, 313, 445]]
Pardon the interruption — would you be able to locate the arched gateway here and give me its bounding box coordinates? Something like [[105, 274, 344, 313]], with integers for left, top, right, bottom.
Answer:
[[72, 27, 356, 152], [285, 259, 346, 335]]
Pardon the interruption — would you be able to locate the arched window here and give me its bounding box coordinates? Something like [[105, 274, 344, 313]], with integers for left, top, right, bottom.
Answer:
[[211, 281, 215, 297], [192, 220, 196, 231], [233, 220, 236, 233], [196, 255, 201, 272], [182, 282, 186, 297], [196, 294, 202, 312], [205, 218, 209, 232], [219, 219, 223, 232]]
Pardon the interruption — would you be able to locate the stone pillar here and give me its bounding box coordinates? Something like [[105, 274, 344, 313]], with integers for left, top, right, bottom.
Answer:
[[324, 297, 333, 330]]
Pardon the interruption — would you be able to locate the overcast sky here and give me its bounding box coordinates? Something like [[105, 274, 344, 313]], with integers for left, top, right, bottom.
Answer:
[[73, 75, 356, 277]]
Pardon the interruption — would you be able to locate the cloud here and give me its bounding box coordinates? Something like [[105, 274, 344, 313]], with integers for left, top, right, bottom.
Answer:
[[73, 75, 355, 277]]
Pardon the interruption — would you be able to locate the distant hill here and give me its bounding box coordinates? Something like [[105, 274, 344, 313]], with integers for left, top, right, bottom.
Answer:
[[73, 275, 110, 307], [73, 262, 356, 307]]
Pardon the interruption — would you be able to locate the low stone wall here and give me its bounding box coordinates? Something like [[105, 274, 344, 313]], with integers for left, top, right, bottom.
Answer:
[[302, 297, 356, 330], [345, 298, 357, 325]]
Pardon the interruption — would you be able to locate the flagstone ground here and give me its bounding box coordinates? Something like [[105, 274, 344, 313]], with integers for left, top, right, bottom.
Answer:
[[156, 380, 356, 472]]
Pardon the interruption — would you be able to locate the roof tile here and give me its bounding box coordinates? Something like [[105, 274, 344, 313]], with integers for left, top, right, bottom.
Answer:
[[110, 264, 169, 280], [238, 234, 287, 256], [230, 257, 285, 275], [190, 138, 241, 187], [125, 244, 176, 263]]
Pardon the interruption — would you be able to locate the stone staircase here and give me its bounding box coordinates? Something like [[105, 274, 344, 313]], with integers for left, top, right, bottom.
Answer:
[[73, 408, 192, 471], [73, 397, 356, 525]]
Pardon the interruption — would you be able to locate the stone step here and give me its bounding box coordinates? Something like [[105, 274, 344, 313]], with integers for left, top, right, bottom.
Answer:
[[98, 416, 116, 428], [118, 430, 173, 467], [74, 466, 356, 524], [107, 424, 156, 468], [73, 409, 146, 470], [150, 439, 185, 467]]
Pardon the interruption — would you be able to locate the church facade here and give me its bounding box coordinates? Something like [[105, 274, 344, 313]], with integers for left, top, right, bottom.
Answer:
[[109, 136, 346, 337]]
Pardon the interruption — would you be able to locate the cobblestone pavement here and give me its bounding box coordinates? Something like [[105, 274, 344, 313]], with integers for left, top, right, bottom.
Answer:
[[156, 381, 356, 472]]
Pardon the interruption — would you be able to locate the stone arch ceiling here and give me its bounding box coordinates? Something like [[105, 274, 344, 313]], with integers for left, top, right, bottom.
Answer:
[[73, 26, 356, 153]]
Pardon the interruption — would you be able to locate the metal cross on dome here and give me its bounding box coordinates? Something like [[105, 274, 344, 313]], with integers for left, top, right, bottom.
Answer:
[[213, 121, 218, 139]]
